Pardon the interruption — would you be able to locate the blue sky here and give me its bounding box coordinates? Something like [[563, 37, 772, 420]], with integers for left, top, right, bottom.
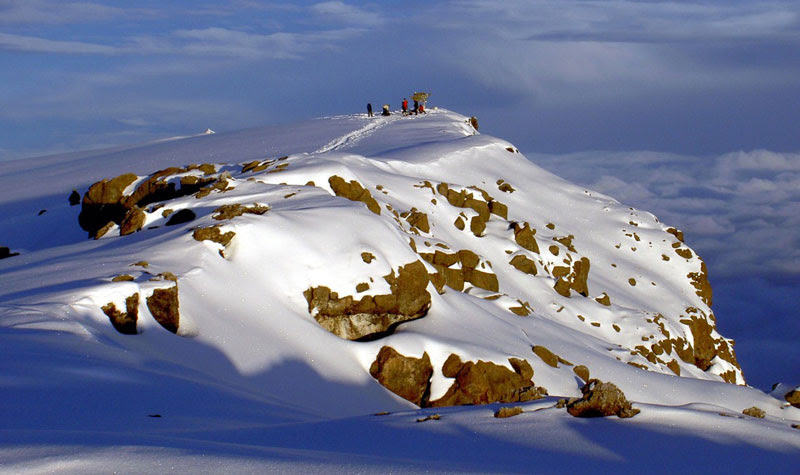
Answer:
[[1, 0, 799, 159], [0, 0, 798, 387]]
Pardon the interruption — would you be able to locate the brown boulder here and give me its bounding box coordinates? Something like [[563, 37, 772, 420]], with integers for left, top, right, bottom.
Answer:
[[511, 222, 539, 254], [785, 389, 800, 408], [329, 176, 381, 215], [305, 260, 431, 340], [566, 379, 640, 418], [742, 406, 765, 418], [429, 356, 541, 407], [494, 406, 523, 418], [212, 203, 270, 220], [369, 346, 433, 406], [146, 285, 180, 334], [79, 173, 138, 237], [119, 206, 146, 236], [101, 293, 139, 335], [509, 254, 537, 276]]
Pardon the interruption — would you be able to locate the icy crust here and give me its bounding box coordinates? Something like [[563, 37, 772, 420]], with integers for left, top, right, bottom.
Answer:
[[1, 110, 749, 417]]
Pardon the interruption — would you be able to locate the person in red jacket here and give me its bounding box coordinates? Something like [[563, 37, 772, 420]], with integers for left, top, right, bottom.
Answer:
[[402, 98, 408, 115]]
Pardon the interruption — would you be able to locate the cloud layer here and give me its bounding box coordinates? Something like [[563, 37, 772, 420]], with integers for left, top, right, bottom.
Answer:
[[532, 149, 800, 279]]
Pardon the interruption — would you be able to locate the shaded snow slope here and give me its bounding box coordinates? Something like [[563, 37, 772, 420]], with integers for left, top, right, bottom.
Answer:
[[1, 110, 798, 471]]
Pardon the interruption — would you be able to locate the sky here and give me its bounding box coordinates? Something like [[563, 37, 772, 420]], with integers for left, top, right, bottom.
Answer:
[[0, 0, 798, 387]]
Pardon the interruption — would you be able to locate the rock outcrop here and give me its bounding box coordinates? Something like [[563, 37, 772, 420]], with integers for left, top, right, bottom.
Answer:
[[101, 293, 139, 335], [429, 354, 542, 407], [369, 346, 433, 406], [305, 260, 431, 340], [79, 166, 219, 238], [566, 379, 639, 418], [146, 285, 180, 334], [785, 388, 800, 408]]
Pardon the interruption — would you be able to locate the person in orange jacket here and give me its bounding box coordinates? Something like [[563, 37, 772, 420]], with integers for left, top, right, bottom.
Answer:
[[402, 98, 408, 115]]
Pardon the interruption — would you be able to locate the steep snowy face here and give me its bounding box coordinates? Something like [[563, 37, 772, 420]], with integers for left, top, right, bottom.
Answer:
[[0, 109, 742, 415]]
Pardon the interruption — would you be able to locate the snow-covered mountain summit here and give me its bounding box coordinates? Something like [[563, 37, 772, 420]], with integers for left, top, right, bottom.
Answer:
[[1, 109, 797, 472]]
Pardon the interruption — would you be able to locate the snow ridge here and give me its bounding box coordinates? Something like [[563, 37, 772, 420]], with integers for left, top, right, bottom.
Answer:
[[0, 109, 798, 471]]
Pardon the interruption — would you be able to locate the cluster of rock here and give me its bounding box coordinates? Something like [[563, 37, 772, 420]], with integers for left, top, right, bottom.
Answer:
[[73, 145, 745, 415], [369, 346, 545, 408], [101, 279, 180, 335], [78, 164, 223, 238], [561, 379, 640, 418]]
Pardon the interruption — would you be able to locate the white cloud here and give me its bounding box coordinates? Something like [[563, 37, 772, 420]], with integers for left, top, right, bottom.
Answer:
[[532, 149, 800, 278], [310, 1, 383, 26], [172, 26, 363, 59], [0, 0, 124, 25], [0, 32, 117, 54], [423, 0, 800, 107]]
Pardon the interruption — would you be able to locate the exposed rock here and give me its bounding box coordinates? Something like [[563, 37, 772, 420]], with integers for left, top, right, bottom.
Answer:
[[495, 406, 523, 418], [742, 406, 765, 418], [470, 215, 487, 237], [212, 203, 270, 220], [573, 365, 590, 383], [165, 208, 196, 226], [79, 168, 221, 238], [369, 346, 432, 406], [595, 292, 611, 306], [442, 353, 463, 378], [329, 176, 381, 215], [687, 260, 713, 307], [463, 268, 499, 292], [112, 274, 135, 282], [532, 345, 559, 367], [508, 357, 534, 380], [496, 180, 516, 193], [305, 261, 431, 340], [405, 210, 430, 233], [488, 200, 508, 219], [102, 293, 139, 335], [119, 206, 146, 236], [0, 246, 20, 259], [68, 190, 80, 206], [666, 227, 684, 242], [192, 225, 236, 257], [566, 379, 640, 418], [79, 173, 138, 237], [469, 116, 479, 130], [680, 311, 719, 372], [785, 389, 800, 408], [666, 359, 681, 376], [532, 345, 572, 368], [509, 254, 537, 276], [361, 252, 375, 263], [146, 285, 180, 334], [511, 222, 539, 254], [416, 414, 440, 422], [429, 356, 541, 407]]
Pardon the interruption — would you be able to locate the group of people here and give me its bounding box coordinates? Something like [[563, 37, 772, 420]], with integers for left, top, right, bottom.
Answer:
[[366, 98, 425, 117]]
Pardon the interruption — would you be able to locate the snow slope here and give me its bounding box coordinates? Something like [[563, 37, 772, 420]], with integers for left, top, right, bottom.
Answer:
[[1, 110, 798, 472]]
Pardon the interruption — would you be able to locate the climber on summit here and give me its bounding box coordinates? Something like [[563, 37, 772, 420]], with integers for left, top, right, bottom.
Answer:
[[382, 104, 391, 116], [402, 98, 409, 115], [367, 103, 373, 117]]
